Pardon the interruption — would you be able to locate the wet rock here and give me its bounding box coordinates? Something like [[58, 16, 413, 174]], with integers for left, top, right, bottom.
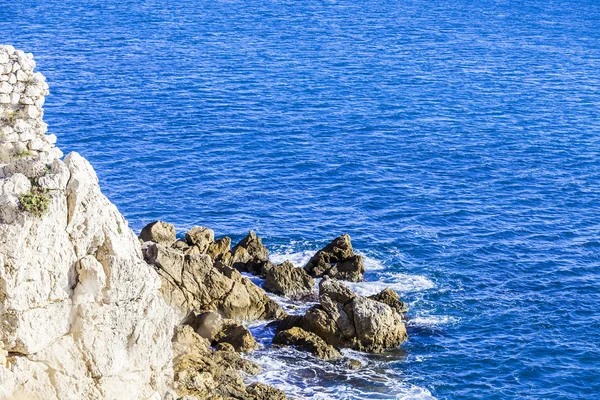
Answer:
[[345, 359, 363, 370], [273, 327, 341, 361], [185, 226, 214, 253], [304, 234, 365, 282], [139, 220, 176, 245], [369, 288, 408, 314], [263, 260, 315, 298]]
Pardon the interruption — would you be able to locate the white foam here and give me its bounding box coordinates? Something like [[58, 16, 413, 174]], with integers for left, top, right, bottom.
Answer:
[[347, 272, 435, 296], [408, 315, 457, 328], [269, 249, 314, 267], [247, 346, 437, 400]]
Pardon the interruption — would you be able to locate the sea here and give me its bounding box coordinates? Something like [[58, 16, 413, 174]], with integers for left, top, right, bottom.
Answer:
[[2, 0, 599, 398]]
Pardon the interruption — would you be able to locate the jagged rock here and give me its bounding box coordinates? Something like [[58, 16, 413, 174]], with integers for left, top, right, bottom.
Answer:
[[172, 325, 281, 400], [246, 382, 287, 400], [144, 242, 286, 321], [230, 231, 270, 274], [232, 230, 268, 261], [214, 320, 258, 353], [304, 234, 365, 282], [139, 220, 177, 245], [263, 260, 315, 298], [275, 278, 407, 353], [207, 236, 231, 261], [185, 226, 214, 253], [369, 288, 408, 314], [273, 327, 341, 360], [185, 311, 258, 352]]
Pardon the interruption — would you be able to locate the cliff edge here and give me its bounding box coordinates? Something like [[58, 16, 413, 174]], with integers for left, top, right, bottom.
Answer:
[[0, 45, 177, 399]]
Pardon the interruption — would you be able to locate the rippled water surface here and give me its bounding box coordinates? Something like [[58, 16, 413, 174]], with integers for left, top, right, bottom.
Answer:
[[2, 0, 600, 398]]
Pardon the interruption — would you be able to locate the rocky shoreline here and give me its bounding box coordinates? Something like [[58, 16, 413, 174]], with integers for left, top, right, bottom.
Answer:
[[0, 46, 409, 400]]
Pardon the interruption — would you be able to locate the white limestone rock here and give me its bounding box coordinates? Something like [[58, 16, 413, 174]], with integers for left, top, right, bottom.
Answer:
[[0, 44, 177, 400]]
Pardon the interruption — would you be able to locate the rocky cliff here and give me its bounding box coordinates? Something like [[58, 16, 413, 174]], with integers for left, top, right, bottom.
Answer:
[[0, 45, 177, 400]]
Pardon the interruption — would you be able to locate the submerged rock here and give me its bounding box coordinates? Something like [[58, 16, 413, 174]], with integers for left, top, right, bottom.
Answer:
[[275, 277, 407, 353], [263, 260, 315, 298], [304, 234, 365, 282]]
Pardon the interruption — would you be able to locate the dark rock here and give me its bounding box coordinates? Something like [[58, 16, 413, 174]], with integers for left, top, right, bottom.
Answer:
[[304, 234, 365, 282], [139, 220, 176, 245], [263, 260, 315, 298], [273, 327, 341, 361]]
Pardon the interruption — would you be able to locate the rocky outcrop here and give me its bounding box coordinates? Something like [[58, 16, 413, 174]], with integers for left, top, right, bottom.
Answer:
[[185, 311, 258, 352], [304, 234, 365, 282], [275, 278, 407, 354], [0, 96, 176, 400], [172, 325, 285, 400], [263, 260, 315, 298], [273, 327, 340, 361], [143, 240, 286, 321]]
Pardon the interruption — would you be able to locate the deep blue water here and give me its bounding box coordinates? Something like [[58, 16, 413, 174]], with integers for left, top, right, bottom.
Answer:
[[3, 0, 600, 398]]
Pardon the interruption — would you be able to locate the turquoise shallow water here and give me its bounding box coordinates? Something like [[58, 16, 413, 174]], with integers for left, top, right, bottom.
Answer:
[[2, 0, 600, 398]]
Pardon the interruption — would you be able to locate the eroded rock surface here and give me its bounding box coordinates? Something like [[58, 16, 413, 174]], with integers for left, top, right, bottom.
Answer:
[[263, 260, 315, 298], [143, 240, 286, 321], [185, 310, 258, 353], [304, 234, 365, 282], [275, 277, 407, 354], [0, 147, 176, 399]]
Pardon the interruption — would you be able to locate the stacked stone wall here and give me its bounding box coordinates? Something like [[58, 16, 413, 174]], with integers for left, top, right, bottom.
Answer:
[[0, 45, 61, 164]]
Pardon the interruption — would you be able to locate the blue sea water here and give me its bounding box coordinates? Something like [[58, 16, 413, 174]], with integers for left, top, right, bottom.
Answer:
[[2, 0, 600, 398]]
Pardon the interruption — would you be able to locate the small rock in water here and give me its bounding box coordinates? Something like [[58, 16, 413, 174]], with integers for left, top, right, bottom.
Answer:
[[304, 234, 365, 282]]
